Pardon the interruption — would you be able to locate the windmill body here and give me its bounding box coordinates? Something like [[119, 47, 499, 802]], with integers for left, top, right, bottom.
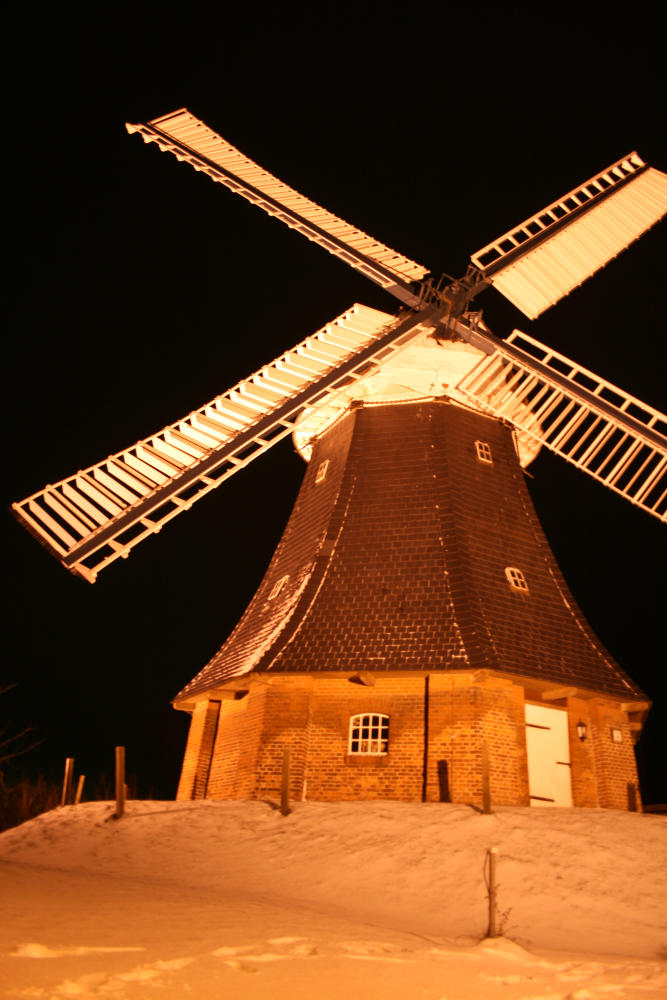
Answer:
[[13, 110, 666, 809], [174, 347, 645, 809]]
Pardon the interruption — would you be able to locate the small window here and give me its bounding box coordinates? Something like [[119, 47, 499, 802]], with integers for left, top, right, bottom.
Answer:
[[475, 440, 493, 464], [268, 575, 288, 600], [505, 567, 529, 593], [315, 459, 329, 484], [348, 713, 389, 755]]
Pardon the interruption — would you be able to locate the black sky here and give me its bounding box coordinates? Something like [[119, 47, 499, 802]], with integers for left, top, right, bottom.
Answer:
[[5, 9, 666, 801]]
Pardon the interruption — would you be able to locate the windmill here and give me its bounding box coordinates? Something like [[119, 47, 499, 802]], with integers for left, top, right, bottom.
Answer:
[[13, 109, 667, 809]]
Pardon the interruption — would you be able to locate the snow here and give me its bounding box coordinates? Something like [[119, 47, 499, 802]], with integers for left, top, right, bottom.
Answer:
[[1, 800, 665, 998]]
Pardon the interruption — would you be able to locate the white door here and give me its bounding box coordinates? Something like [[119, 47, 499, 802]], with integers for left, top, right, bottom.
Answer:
[[525, 704, 573, 807]]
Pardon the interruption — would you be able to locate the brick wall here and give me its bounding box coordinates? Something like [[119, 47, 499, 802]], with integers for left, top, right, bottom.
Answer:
[[567, 696, 600, 808], [304, 676, 426, 801], [426, 673, 529, 806], [176, 699, 220, 800], [589, 700, 642, 810], [565, 696, 642, 810], [255, 678, 312, 800], [176, 675, 642, 809], [206, 687, 268, 798]]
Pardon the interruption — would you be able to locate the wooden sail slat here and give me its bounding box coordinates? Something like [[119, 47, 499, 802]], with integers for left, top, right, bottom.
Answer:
[[635, 455, 667, 503], [261, 367, 307, 391], [150, 435, 198, 465], [211, 397, 258, 425], [136, 444, 182, 476], [205, 406, 246, 432], [76, 474, 124, 516], [602, 439, 643, 488], [28, 499, 76, 548], [164, 428, 208, 459], [282, 353, 328, 376], [227, 389, 266, 414], [123, 451, 167, 484], [237, 381, 284, 406], [43, 490, 90, 537], [61, 482, 105, 528], [92, 467, 139, 506], [107, 458, 152, 495]]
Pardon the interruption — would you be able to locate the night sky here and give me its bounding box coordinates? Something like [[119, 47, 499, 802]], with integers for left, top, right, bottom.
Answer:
[[6, 10, 666, 802]]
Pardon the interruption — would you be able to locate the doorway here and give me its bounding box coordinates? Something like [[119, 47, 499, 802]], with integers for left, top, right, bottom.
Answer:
[[525, 704, 573, 807]]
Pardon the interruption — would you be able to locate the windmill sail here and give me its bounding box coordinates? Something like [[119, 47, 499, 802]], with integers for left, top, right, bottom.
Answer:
[[12, 110, 667, 582], [456, 330, 667, 520], [127, 109, 428, 308], [471, 154, 667, 319], [12, 303, 443, 581]]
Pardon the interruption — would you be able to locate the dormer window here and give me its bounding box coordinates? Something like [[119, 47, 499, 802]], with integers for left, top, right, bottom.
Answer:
[[315, 459, 330, 484], [505, 567, 529, 593], [475, 440, 493, 464], [268, 575, 288, 600]]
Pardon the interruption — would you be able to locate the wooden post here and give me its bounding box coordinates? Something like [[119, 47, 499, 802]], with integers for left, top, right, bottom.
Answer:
[[74, 774, 85, 805], [481, 741, 492, 814], [487, 846, 499, 938], [280, 746, 291, 816], [627, 781, 638, 812], [115, 746, 126, 819], [61, 758, 74, 807]]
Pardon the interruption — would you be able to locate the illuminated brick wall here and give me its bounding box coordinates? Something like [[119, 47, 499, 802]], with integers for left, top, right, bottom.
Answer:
[[176, 699, 220, 800], [566, 696, 642, 809], [426, 673, 529, 806], [589, 700, 641, 810], [206, 687, 268, 798], [176, 673, 641, 808], [304, 676, 425, 801]]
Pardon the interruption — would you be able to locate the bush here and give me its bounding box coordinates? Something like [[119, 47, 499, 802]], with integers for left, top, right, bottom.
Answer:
[[0, 770, 145, 832], [0, 775, 60, 832]]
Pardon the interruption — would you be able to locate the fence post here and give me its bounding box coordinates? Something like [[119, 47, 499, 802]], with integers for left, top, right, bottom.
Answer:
[[74, 774, 86, 805], [115, 746, 126, 819], [61, 758, 74, 807], [280, 746, 291, 816], [487, 846, 499, 938]]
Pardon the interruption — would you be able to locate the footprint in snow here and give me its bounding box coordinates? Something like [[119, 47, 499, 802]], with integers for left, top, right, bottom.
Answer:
[[12, 943, 145, 958], [213, 938, 319, 969]]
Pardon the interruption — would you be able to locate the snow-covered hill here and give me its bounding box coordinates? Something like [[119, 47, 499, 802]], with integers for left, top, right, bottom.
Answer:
[[1, 801, 665, 998]]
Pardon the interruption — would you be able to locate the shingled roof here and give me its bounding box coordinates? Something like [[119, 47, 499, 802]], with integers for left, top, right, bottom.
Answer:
[[175, 399, 644, 703]]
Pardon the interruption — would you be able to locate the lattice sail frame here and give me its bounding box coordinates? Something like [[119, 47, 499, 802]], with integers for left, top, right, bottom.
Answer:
[[456, 330, 667, 520], [470, 153, 667, 319], [127, 109, 428, 308], [13, 303, 444, 581]]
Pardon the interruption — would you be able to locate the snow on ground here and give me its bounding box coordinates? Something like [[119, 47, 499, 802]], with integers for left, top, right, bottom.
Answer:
[[0, 800, 665, 998]]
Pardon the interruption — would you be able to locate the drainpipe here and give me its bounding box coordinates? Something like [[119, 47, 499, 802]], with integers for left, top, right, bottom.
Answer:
[[422, 674, 430, 802]]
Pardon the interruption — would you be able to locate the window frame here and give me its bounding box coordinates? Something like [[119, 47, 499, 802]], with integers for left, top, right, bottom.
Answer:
[[505, 566, 529, 593], [348, 713, 389, 756], [315, 459, 330, 484], [267, 574, 289, 600], [475, 440, 493, 464]]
